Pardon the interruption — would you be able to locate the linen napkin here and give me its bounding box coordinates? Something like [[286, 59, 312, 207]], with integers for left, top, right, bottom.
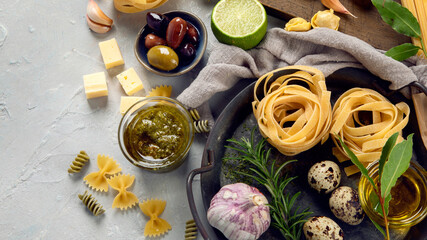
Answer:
[[177, 27, 427, 117]]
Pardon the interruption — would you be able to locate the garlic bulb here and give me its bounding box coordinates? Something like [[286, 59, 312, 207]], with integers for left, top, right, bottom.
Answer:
[[207, 183, 271, 240]]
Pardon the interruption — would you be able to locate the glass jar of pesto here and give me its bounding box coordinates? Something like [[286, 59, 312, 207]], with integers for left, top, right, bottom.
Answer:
[[118, 97, 194, 172]]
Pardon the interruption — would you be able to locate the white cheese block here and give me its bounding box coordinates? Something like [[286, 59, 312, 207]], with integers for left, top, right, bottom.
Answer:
[[99, 38, 124, 69], [120, 96, 144, 115], [83, 72, 108, 99], [116, 68, 144, 95]]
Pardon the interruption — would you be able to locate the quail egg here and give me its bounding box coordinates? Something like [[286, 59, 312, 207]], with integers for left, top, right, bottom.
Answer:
[[303, 216, 344, 240], [308, 160, 341, 194], [329, 186, 365, 225]]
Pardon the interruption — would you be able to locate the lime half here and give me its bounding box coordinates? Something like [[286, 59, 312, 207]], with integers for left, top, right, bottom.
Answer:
[[211, 0, 267, 50]]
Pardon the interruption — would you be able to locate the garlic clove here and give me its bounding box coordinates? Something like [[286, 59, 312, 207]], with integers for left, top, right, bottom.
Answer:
[[86, 15, 112, 34], [252, 195, 268, 206], [87, 0, 113, 26], [321, 0, 356, 18]]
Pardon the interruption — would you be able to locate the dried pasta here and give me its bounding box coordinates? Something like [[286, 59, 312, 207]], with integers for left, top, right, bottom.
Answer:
[[330, 88, 410, 175], [252, 66, 332, 156], [68, 151, 90, 173], [285, 17, 311, 32], [189, 108, 200, 121], [78, 190, 105, 216], [193, 120, 210, 133], [185, 219, 198, 240], [311, 9, 340, 30], [107, 174, 138, 210], [147, 85, 172, 98], [139, 198, 171, 237], [83, 154, 122, 192]]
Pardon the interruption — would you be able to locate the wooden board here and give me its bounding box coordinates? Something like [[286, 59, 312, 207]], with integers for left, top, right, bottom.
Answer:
[[260, 0, 411, 50]]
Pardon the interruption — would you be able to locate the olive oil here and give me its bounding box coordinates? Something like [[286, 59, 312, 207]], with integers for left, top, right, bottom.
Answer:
[[387, 174, 421, 220], [367, 173, 422, 220], [361, 161, 427, 228]]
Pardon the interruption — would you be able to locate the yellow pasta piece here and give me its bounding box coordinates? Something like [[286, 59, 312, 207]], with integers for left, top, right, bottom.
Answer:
[[285, 17, 312, 32], [146, 85, 173, 98], [252, 66, 332, 156], [401, 0, 426, 58], [139, 199, 172, 237], [83, 155, 122, 192], [107, 174, 139, 210], [331, 88, 410, 175], [311, 9, 340, 30]]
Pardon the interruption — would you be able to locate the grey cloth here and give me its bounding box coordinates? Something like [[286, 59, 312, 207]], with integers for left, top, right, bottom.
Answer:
[[177, 27, 427, 110]]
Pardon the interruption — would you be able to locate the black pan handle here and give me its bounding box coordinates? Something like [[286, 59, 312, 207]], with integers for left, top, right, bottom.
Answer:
[[186, 149, 215, 240]]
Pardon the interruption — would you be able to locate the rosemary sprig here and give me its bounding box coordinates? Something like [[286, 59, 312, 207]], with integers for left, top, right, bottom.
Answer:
[[224, 129, 312, 240]]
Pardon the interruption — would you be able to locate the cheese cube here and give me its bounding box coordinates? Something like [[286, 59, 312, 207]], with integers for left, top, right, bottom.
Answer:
[[83, 72, 108, 99], [99, 38, 124, 69], [116, 68, 144, 95], [120, 96, 144, 115]]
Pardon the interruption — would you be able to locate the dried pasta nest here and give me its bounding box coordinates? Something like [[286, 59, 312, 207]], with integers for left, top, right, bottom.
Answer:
[[252, 66, 332, 156], [330, 88, 410, 176]]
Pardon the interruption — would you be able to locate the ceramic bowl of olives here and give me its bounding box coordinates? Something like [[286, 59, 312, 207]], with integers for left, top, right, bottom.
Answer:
[[134, 11, 207, 77]]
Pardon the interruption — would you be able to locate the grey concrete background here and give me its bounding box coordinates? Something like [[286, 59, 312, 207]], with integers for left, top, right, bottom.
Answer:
[[0, 0, 285, 239]]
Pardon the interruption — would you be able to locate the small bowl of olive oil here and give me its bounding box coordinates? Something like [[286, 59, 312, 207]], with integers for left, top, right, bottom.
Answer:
[[118, 97, 195, 172], [359, 160, 427, 229]]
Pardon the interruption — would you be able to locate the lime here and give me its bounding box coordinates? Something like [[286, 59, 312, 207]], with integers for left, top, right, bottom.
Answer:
[[211, 0, 268, 50]]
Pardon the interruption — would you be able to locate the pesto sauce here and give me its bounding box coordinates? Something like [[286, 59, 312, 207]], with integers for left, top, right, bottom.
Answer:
[[125, 104, 187, 160]]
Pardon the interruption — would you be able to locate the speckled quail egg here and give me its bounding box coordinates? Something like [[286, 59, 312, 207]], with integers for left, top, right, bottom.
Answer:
[[308, 160, 341, 194], [303, 216, 344, 240], [329, 186, 365, 225]]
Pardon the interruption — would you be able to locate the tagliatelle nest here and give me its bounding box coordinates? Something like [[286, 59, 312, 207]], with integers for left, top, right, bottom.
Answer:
[[252, 66, 332, 156], [330, 88, 410, 176]]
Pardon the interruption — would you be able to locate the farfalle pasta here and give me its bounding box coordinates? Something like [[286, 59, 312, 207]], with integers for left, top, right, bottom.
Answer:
[[330, 88, 410, 175], [139, 198, 171, 237], [147, 85, 172, 98], [107, 174, 138, 210], [252, 66, 332, 156], [83, 155, 121, 192]]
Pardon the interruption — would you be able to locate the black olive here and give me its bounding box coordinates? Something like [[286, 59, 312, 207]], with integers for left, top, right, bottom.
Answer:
[[146, 12, 170, 36]]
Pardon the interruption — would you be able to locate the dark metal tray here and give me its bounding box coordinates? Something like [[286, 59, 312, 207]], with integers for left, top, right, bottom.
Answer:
[[187, 67, 427, 240]]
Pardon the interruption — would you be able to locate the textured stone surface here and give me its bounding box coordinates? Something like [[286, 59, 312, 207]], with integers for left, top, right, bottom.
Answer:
[[0, 1, 284, 239]]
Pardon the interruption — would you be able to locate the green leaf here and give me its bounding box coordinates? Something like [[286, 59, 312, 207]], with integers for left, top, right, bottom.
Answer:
[[378, 132, 399, 177], [385, 43, 420, 61], [336, 135, 376, 188], [380, 134, 414, 199], [383, 193, 391, 216], [369, 191, 382, 216], [369, 216, 386, 237], [370, 191, 391, 216], [371, 0, 421, 38]]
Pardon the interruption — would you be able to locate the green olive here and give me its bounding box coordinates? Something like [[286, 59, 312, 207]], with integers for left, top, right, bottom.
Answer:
[[147, 45, 179, 71]]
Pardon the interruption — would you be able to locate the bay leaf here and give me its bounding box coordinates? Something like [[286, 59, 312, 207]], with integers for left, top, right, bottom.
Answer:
[[369, 217, 386, 237], [385, 43, 420, 61], [337, 135, 376, 188], [372, 0, 421, 38], [378, 132, 399, 177], [380, 134, 413, 202]]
